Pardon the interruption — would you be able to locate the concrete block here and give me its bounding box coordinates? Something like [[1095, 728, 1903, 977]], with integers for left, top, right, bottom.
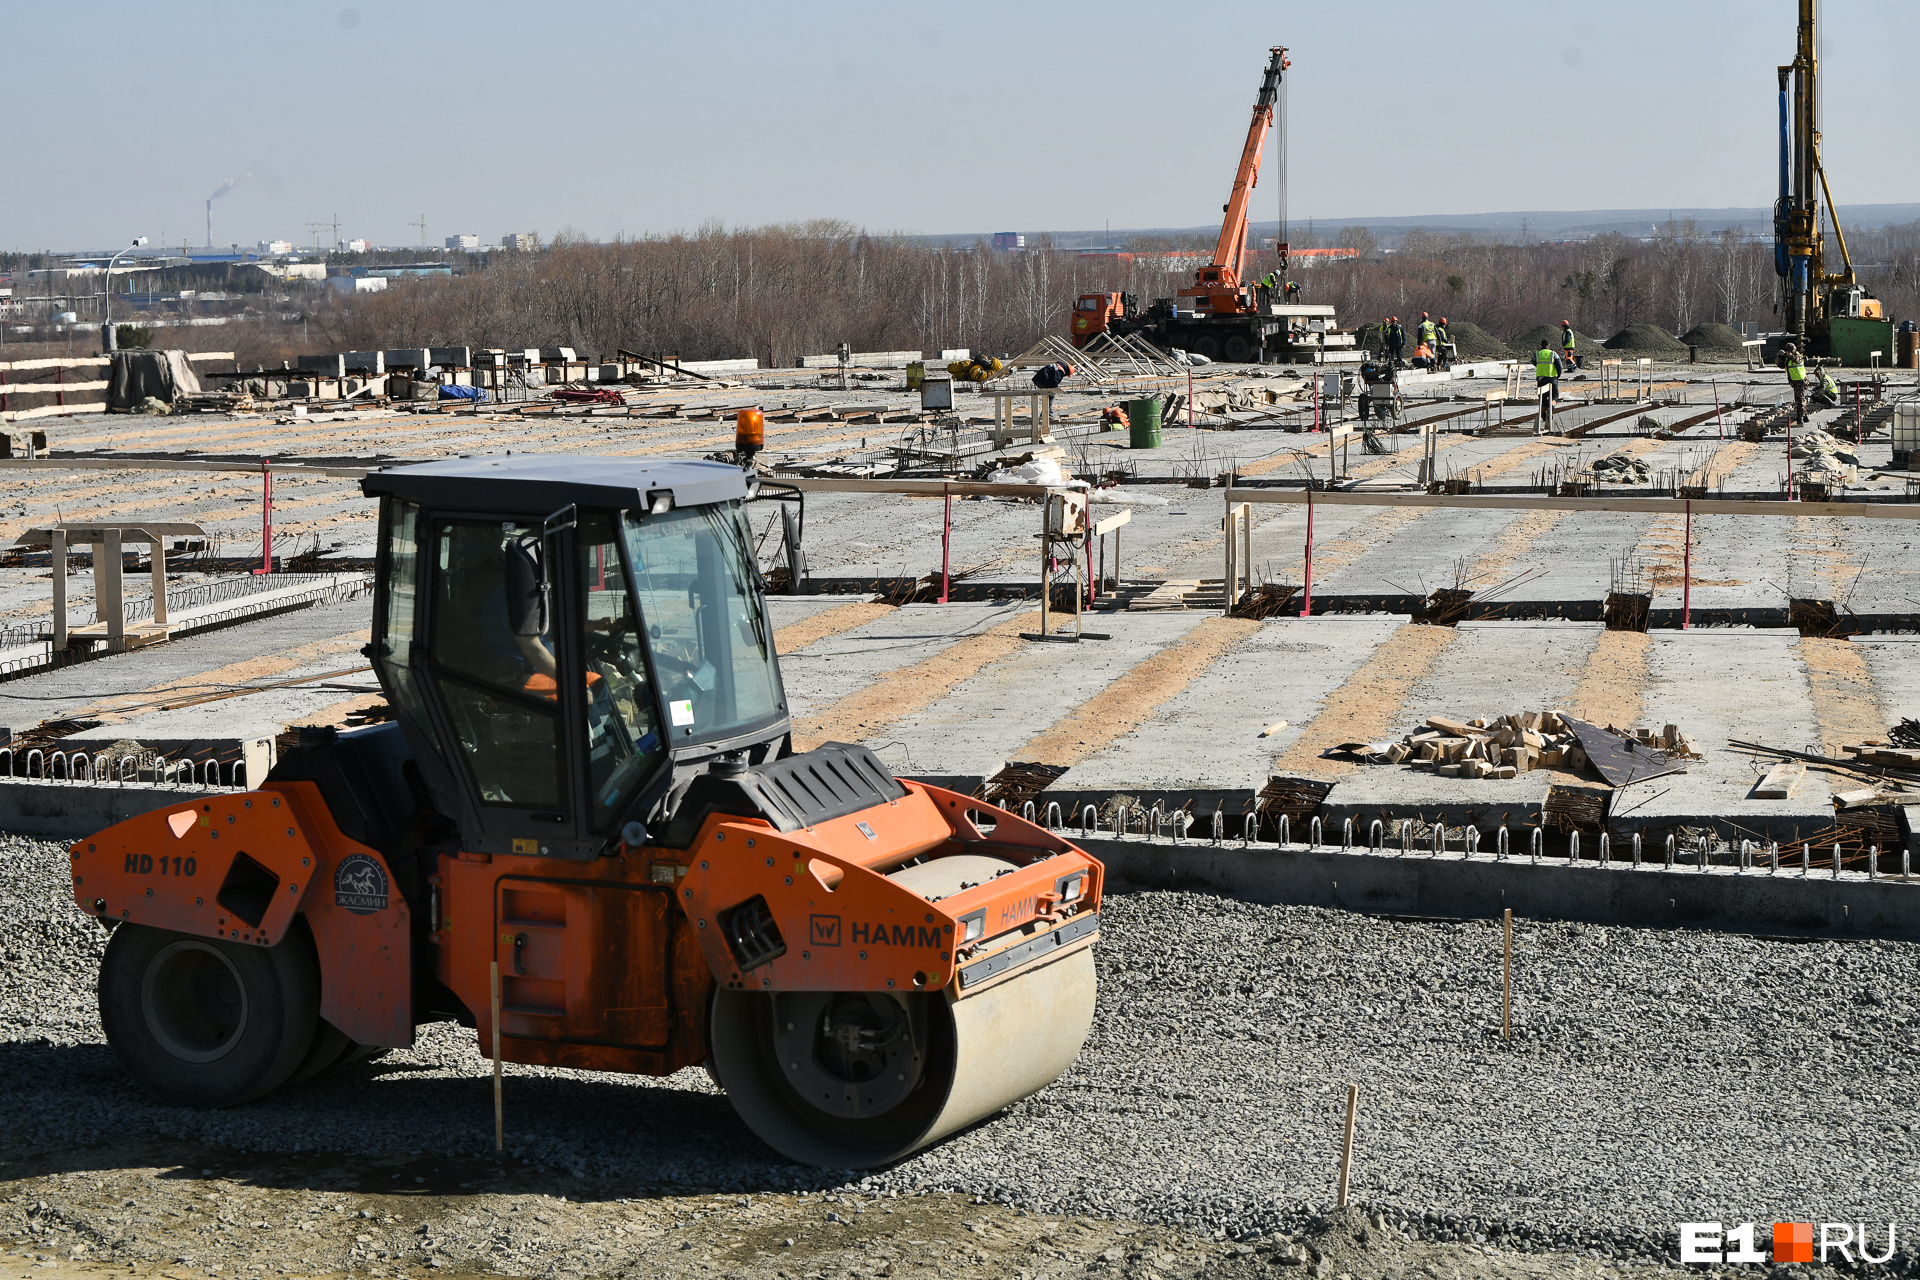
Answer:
[[296, 354, 345, 377], [341, 351, 385, 375], [539, 347, 576, 363], [0, 777, 220, 840], [381, 349, 431, 370], [429, 346, 472, 368]]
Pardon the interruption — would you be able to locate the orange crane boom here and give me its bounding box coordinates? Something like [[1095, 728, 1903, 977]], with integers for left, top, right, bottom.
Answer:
[[1180, 46, 1289, 317]]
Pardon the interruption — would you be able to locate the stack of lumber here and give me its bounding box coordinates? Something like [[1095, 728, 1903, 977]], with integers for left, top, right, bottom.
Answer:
[[1333, 711, 1702, 782]]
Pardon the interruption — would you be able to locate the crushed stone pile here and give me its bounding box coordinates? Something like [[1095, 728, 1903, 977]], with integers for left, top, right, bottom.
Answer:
[[1790, 427, 1861, 483], [1591, 454, 1653, 484], [1602, 324, 1690, 357]]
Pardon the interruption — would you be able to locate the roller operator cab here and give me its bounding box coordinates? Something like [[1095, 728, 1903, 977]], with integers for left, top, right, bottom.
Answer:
[[68, 455, 1103, 1168]]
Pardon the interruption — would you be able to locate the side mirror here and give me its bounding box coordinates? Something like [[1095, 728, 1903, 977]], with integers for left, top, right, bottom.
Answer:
[[504, 535, 547, 637]]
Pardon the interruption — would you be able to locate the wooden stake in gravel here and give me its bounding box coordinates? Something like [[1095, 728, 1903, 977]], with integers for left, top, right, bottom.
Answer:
[[1503, 909, 1513, 1040], [1336, 1083, 1358, 1209], [491, 959, 505, 1154]]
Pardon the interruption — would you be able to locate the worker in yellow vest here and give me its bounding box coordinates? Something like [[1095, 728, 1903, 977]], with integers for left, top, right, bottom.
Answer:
[[1813, 367, 1842, 410], [1561, 320, 1577, 369], [1417, 313, 1437, 351], [1783, 344, 1807, 422], [1434, 316, 1454, 369], [1535, 342, 1562, 402]]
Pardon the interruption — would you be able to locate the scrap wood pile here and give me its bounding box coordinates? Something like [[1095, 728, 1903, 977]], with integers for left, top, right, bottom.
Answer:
[[1731, 722, 1920, 806], [1328, 710, 1700, 786]]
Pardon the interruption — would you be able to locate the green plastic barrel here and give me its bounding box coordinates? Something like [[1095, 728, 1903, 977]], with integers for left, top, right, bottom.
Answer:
[[1127, 397, 1162, 448]]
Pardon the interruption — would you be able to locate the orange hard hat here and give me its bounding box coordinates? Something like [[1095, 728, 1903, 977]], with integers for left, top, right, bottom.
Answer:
[[1440, 316, 1449, 323], [1421, 311, 1429, 318], [1562, 319, 1571, 325], [1391, 315, 1398, 322]]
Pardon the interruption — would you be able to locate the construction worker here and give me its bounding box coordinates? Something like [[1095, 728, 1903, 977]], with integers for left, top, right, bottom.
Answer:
[[1560, 320, 1578, 370], [1812, 366, 1841, 410], [1385, 316, 1406, 365], [1284, 279, 1301, 301], [1535, 339, 1563, 403], [1434, 316, 1454, 369], [1257, 270, 1278, 309], [1783, 344, 1807, 421], [1417, 312, 1437, 353]]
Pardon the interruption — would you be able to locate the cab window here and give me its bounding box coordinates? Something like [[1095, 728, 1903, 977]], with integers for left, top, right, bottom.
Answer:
[[427, 519, 566, 810]]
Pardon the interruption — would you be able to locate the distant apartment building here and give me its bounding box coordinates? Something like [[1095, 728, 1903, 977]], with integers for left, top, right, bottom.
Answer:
[[445, 234, 480, 250], [339, 238, 370, 253], [502, 233, 539, 251], [258, 239, 294, 255]]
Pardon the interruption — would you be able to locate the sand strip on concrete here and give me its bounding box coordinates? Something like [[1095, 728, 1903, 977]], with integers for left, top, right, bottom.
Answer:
[[791, 609, 1038, 750], [1010, 617, 1260, 767]]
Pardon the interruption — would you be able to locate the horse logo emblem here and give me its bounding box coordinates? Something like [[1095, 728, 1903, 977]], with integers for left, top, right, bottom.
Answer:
[[333, 853, 389, 915]]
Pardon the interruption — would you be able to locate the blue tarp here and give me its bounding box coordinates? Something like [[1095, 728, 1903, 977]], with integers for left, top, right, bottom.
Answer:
[[438, 384, 490, 402]]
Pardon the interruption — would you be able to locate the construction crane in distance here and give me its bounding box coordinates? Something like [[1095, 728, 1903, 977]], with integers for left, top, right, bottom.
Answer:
[[1066, 45, 1358, 366], [1773, 0, 1890, 364], [1178, 45, 1289, 319]]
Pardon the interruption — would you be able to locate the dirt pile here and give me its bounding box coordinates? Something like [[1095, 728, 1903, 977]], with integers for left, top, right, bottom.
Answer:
[[1509, 324, 1602, 355], [1680, 322, 1749, 360], [1602, 324, 1690, 357], [1443, 320, 1510, 359]]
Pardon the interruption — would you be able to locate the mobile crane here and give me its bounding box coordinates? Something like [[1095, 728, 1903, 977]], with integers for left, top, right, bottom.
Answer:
[[1068, 47, 1355, 365]]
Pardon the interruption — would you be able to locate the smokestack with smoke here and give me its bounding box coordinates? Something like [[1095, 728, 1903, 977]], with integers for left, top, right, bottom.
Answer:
[[205, 172, 250, 249]]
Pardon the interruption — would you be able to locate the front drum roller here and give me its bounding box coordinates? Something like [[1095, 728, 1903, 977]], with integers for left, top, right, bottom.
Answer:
[[709, 855, 1097, 1168]]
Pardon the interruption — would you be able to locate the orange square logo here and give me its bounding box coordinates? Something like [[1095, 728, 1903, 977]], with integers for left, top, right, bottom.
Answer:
[[1773, 1222, 1813, 1263]]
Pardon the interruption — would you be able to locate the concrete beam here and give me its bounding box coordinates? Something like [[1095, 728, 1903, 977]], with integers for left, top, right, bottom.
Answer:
[[1087, 836, 1920, 941]]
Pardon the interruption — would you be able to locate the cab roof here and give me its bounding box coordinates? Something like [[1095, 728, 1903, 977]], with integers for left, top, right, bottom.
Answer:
[[360, 455, 750, 513]]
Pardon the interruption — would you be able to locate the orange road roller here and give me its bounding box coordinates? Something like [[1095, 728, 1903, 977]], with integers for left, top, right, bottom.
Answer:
[[68, 456, 1101, 1167]]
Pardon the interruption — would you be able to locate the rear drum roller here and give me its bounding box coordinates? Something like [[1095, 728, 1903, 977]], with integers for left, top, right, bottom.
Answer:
[[98, 923, 319, 1107], [710, 856, 1097, 1168]]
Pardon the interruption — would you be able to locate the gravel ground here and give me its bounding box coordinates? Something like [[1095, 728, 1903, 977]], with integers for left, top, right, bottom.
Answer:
[[2, 830, 1916, 1278]]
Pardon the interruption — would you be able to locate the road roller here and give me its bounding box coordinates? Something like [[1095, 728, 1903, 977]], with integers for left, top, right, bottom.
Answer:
[[67, 456, 1101, 1167]]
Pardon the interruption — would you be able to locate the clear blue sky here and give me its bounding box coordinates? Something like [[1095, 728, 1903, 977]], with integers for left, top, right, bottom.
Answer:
[[9, 0, 1917, 251]]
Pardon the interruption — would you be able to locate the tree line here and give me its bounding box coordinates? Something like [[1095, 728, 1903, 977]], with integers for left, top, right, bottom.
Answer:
[[14, 217, 1914, 368]]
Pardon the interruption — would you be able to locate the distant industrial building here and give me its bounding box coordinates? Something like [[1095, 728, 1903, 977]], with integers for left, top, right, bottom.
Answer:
[[992, 232, 1025, 251]]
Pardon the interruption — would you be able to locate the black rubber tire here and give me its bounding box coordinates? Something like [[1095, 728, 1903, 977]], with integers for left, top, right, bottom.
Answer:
[[99, 923, 320, 1108], [1223, 334, 1253, 363], [290, 1018, 353, 1083], [1191, 335, 1222, 362]]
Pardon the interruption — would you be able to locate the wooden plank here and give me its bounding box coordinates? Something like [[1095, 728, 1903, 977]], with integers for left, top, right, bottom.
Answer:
[[1092, 508, 1132, 537], [1, 401, 107, 422], [0, 457, 369, 477], [183, 352, 235, 362], [1752, 760, 1806, 799], [0, 380, 110, 395], [0, 358, 109, 373], [1224, 486, 1920, 522]]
